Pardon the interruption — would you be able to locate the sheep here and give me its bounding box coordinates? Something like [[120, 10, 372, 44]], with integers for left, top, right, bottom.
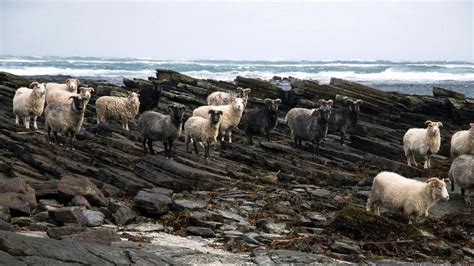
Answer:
[[450, 123, 474, 159], [366, 171, 449, 224], [46, 87, 94, 107], [403, 120, 443, 169], [286, 100, 333, 156], [44, 95, 86, 150], [46, 79, 80, 93], [184, 110, 223, 158], [448, 154, 474, 206], [328, 99, 363, 145], [139, 80, 162, 113], [285, 107, 315, 138], [207, 87, 251, 106], [138, 105, 185, 159], [240, 98, 282, 145], [95, 92, 140, 131], [12, 82, 46, 130], [193, 98, 245, 143]]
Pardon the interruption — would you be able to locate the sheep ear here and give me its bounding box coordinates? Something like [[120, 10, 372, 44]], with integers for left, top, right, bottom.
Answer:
[[425, 177, 438, 184], [355, 99, 363, 104], [90, 87, 95, 93], [29, 82, 38, 89], [275, 99, 282, 104], [244, 88, 251, 93], [68, 96, 75, 100], [470, 123, 474, 128], [344, 99, 353, 105], [424, 120, 432, 126], [326, 100, 334, 106], [437, 122, 443, 128], [218, 111, 223, 115], [208, 110, 213, 114], [76, 79, 80, 85], [236, 87, 243, 92]]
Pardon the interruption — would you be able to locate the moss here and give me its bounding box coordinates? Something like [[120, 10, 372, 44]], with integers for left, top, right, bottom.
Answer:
[[330, 204, 421, 241]]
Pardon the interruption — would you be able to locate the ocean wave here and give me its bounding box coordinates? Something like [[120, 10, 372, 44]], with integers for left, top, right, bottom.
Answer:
[[0, 67, 154, 78]]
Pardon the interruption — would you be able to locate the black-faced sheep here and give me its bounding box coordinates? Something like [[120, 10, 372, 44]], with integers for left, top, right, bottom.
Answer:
[[139, 80, 162, 113], [95, 92, 140, 131], [46, 79, 80, 93], [403, 120, 443, 169], [367, 171, 449, 224], [450, 123, 474, 159], [44, 95, 86, 150], [286, 100, 333, 156], [328, 99, 363, 145], [193, 98, 245, 143], [240, 98, 282, 145], [448, 154, 474, 206], [12, 82, 46, 130], [138, 105, 185, 159], [184, 110, 223, 158]]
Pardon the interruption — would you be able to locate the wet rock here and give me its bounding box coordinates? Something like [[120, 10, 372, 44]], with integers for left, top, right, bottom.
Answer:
[[0, 219, 14, 232], [241, 232, 264, 245], [308, 212, 327, 222], [37, 199, 62, 212], [312, 188, 332, 198], [58, 176, 107, 207], [433, 87, 465, 100], [0, 178, 37, 215], [462, 247, 474, 258], [134, 187, 172, 216], [0, 193, 32, 216], [10, 216, 34, 227], [218, 209, 249, 226], [256, 219, 288, 234], [71, 228, 121, 245], [30, 222, 56, 231], [48, 207, 88, 226], [108, 200, 137, 225], [172, 198, 207, 211], [82, 210, 105, 227], [71, 195, 91, 209], [47, 225, 84, 239], [0, 206, 11, 222], [186, 226, 216, 238], [330, 241, 361, 254]]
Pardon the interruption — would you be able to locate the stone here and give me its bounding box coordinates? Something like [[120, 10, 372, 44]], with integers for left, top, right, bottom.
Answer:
[[256, 219, 288, 234], [37, 199, 62, 212], [330, 241, 361, 255], [126, 223, 164, 232], [0, 206, 11, 222], [134, 187, 172, 216], [172, 198, 207, 211], [0, 219, 14, 232], [82, 210, 105, 227], [186, 226, 216, 238], [71, 228, 121, 245], [58, 176, 107, 207], [0, 178, 37, 209], [462, 247, 474, 258], [308, 212, 327, 222], [311, 188, 332, 198], [47, 225, 84, 239], [10, 216, 34, 227], [48, 207, 88, 226], [30, 222, 56, 231], [71, 196, 91, 209], [0, 193, 32, 216], [241, 232, 264, 245], [108, 200, 137, 225], [218, 210, 249, 225]]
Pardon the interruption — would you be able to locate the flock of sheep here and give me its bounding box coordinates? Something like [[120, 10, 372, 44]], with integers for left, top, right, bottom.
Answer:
[[11, 78, 473, 224]]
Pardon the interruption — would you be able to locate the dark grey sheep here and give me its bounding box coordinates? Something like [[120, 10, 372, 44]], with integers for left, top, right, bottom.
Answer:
[[288, 99, 333, 156], [138, 105, 185, 159], [328, 99, 362, 145], [139, 80, 163, 113], [240, 98, 282, 145], [448, 154, 474, 206]]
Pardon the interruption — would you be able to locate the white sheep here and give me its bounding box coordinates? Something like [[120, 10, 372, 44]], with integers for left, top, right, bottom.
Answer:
[[450, 123, 474, 159], [366, 171, 449, 224], [45, 79, 80, 93], [44, 95, 86, 150], [184, 109, 223, 158], [12, 82, 46, 130], [95, 92, 140, 131], [46, 87, 94, 107], [207, 87, 251, 106], [448, 154, 474, 206], [403, 120, 443, 169], [193, 97, 245, 143]]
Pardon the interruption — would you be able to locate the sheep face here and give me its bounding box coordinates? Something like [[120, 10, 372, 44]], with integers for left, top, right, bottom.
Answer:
[[426, 178, 449, 201], [264, 98, 282, 112], [128, 92, 140, 101], [79, 87, 94, 100], [152, 82, 163, 97], [69, 96, 84, 111], [314, 106, 332, 123], [168, 105, 185, 122], [425, 120, 442, 136], [66, 79, 80, 91], [231, 98, 245, 112], [347, 99, 362, 113], [30, 82, 46, 97], [208, 110, 223, 124]]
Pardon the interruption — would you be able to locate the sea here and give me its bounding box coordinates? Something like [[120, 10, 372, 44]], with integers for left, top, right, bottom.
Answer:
[[1, 56, 473, 97]]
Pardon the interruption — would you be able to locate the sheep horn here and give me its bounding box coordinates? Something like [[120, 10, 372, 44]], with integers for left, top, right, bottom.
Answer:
[[236, 87, 244, 92], [244, 88, 251, 93], [470, 123, 474, 128], [29, 82, 38, 89], [275, 99, 282, 104], [424, 120, 432, 126], [425, 177, 439, 183], [355, 99, 363, 104], [264, 98, 272, 104]]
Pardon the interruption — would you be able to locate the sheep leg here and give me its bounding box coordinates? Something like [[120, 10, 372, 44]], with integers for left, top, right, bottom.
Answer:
[[70, 132, 76, 150], [32, 116, 38, 130], [193, 141, 199, 155], [24, 116, 30, 129], [169, 140, 175, 159], [293, 137, 298, 148], [204, 142, 210, 159], [464, 189, 471, 206], [298, 138, 302, 148], [147, 139, 155, 155], [47, 127, 52, 143], [423, 154, 429, 169], [451, 180, 455, 191], [228, 132, 232, 143], [53, 131, 60, 145], [340, 131, 345, 145], [366, 198, 372, 212], [125, 123, 129, 131], [248, 134, 253, 145], [15, 115, 19, 126], [411, 153, 417, 167], [142, 137, 148, 153], [185, 138, 189, 153]]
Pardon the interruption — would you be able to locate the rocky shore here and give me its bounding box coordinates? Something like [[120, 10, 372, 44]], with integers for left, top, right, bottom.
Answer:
[[0, 70, 472, 264]]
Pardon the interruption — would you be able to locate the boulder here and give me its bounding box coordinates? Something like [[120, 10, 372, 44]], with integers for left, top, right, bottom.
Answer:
[[0, 206, 11, 222], [0, 178, 37, 215], [0, 219, 14, 232], [330, 241, 361, 255], [134, 187, 172, 216], [48, 207, 88, 226], [71, 195, 91, 209], [0, 193, 32, 216], [71, 228, 121, 245], [433, 87, 465, 100], [82, 210, 105, 227], [47, 225, 84, 239], [108, 200, 137, 225], [57, 176, 107, 207]]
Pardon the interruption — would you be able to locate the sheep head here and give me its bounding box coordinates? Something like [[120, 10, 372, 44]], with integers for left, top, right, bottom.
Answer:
[[79, 87, 94, 100], [208, 109, 223, 124], [345, 99, 363, 113], [264, 98, 281, 112], [30, 82, 46, 96], [168, 105, 185, 122], [152, 81, 163, 95], [231, 98, 245, 112], [426, 177, 449, 201], [69, 96, 84, 111], [66, 79, 80, 92], [425, 120, 442, 136], [318, 99, 334, 108]]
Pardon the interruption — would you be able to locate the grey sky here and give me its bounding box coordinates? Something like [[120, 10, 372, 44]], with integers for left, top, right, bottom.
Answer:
[[0, 0, 472, 61]]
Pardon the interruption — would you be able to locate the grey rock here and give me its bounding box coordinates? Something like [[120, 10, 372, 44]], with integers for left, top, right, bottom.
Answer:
[[108, 200, 137, 225], [37, 199, 62, 212], [29, 222, 56, 231], [308, 212, 327, 222], [71, 195, 91, 209], [172, 199, 207, 211], [218, 210, 249, 225], [134, 187, 172, 216], [312, 188, 332, 198], [0, 206, 11, 222], [47, 225, 84, 239], [0, 219, 14, 232], [256, 219, 288, 234], [10, 217, 34, 227], [71, 228, 121, 245], [82, 210, 105, 227], [330, 241, 361, 254], [48, 207, 88, 226], [186, 226, 216, 238], [58, 175, 107, 207], [241, 232, 264, 245]]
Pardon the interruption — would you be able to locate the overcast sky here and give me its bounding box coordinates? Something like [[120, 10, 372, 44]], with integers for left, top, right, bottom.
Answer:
[[0, 0, 472, 61]]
